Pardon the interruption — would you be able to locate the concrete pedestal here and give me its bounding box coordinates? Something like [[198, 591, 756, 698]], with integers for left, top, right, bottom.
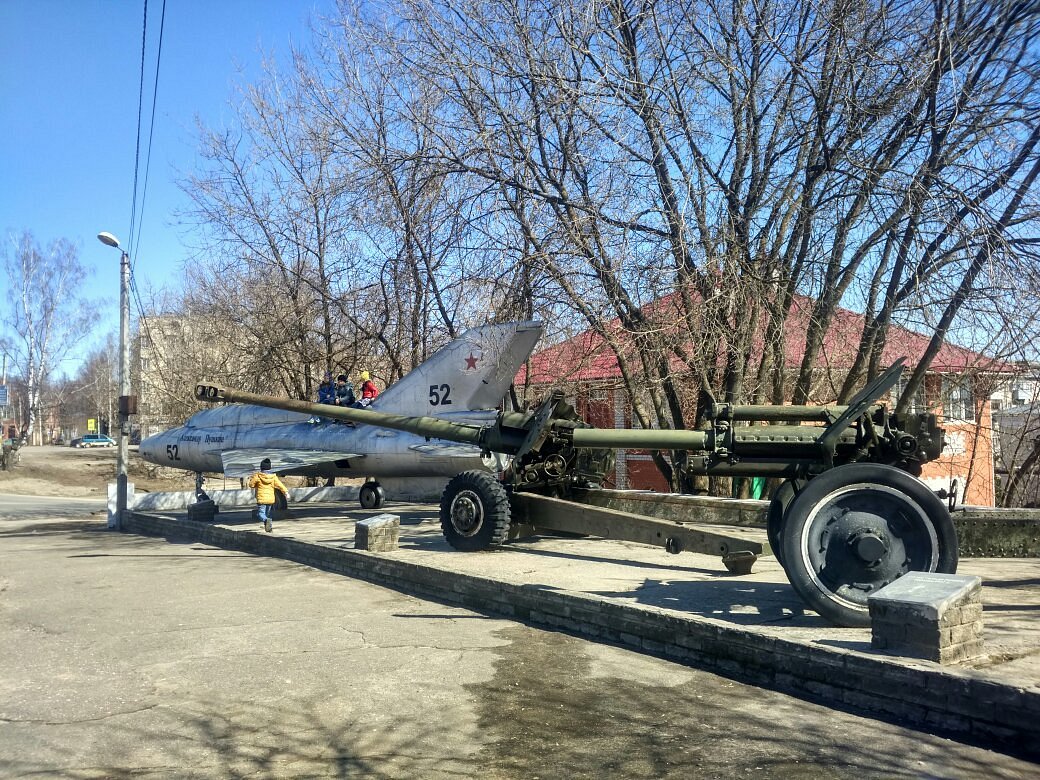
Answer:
[[356, 514, 400, 552], [868, 572, 984, 665]]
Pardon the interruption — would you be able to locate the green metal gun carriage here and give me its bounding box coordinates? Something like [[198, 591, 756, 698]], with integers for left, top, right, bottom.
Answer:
[[195, 360, 957, 627]]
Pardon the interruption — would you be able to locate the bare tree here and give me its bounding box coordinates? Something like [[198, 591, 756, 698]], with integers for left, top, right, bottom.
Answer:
[[304, 19, 551, 378], [181, 60, 357, 400], [77, 337, 118, 435], [347, 0, 1040, 490], [181, 26, 550, 394], [0, 232, 93, 445], [166, 0, 1039, 496]]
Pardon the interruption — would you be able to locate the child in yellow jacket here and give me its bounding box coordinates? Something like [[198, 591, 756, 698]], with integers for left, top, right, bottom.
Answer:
[[248, 458, 288, 533]]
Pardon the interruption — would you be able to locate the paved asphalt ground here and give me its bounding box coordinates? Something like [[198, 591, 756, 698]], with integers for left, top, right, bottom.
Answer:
[[0, 497, 1037, 778]]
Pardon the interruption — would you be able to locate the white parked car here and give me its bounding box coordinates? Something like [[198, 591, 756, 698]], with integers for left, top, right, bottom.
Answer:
[[75, 434, 116, 448]]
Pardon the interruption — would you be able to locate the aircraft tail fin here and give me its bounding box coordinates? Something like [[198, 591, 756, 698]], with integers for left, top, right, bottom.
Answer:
[[372, 321, 543, 415]]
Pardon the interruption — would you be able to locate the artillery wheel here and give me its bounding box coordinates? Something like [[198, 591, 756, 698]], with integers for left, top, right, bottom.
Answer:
[[440, 470, 511, 551], [359, 482, 385, 509], [767, 479, 805, 570], [780, 463, 957, 627]]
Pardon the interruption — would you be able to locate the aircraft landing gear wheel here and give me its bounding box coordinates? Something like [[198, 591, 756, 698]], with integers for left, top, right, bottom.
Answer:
[[439, 470, 511, 552], [780, 463, 958, 628], [359, 482, 385, 509]]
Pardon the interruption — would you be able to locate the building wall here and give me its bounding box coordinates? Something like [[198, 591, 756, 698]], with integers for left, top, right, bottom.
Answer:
[[918, 377, 996, 506], [623, 455, 670, 492], [134, 315, 178, 438], [992, 402, 1040, 507], [920, 413, 995, 506], [989, 366, 1040, 412]]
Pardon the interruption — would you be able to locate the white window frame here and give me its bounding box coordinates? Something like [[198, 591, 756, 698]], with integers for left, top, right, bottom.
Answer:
[[942, 376, 976, 423]]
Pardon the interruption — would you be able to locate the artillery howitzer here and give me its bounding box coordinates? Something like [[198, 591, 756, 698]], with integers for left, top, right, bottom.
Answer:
[[195, 360, 957, 627]]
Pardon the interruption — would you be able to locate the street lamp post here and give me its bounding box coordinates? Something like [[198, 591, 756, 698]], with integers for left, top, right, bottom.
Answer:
[[97, 231, 130, 530]]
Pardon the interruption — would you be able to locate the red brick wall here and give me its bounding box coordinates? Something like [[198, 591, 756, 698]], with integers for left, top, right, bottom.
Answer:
[[920, 403, 995, 506], [624, 456, 670, 492]]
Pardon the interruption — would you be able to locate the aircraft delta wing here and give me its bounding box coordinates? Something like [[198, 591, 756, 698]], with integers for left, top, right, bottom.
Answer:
[[139, 321, 544, 499]]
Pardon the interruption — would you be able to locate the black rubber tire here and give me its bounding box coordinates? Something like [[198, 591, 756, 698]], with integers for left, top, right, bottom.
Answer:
[[780, 463, 958, 628], [767, 479, 805, 571], [359, 483, 385, 510], [439, 470, 511, 551]]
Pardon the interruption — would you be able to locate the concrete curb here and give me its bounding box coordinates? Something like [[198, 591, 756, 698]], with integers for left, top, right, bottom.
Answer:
[[124, 510, 1039, 758], [130, 485, 361, 511]]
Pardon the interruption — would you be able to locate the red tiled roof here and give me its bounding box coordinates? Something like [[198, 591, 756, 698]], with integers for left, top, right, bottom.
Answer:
[[518, 293, 1008, 386]]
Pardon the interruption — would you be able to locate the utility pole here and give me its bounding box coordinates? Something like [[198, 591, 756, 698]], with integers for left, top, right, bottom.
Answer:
[[117, 247, 130, 527], [98, 232, 134, 530], [1, 355, 7, 437]]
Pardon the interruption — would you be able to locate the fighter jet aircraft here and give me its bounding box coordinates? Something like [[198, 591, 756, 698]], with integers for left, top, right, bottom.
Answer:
[[139, 320, 544, 507]]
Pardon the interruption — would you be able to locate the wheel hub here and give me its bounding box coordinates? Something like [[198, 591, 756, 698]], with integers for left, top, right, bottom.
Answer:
[[450, 490, 484, 536], [848, 528, 889, 565]]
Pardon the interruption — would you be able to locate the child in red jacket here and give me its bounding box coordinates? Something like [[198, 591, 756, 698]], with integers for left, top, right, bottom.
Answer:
[[359, 370, 379, 406]]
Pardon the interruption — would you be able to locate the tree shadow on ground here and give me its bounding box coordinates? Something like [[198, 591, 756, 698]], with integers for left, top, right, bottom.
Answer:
[[589, 576, 820, 626], [1, 692, 478, 779], [464, 624, 1031, 779]]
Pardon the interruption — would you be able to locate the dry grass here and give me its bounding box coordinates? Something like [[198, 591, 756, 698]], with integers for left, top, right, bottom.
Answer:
[[0, 444, 207, 498]]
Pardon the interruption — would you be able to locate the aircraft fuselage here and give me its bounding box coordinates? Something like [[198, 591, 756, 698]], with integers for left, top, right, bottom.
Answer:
[[140, 407, 502, 479], [139, 320, 542, 484]]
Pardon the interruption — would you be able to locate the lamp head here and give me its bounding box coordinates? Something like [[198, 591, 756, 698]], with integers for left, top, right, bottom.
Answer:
[[97, 231, 122, 249]]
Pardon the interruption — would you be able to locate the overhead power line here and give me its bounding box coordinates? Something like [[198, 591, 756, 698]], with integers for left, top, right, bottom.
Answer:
[[132, 0, 167, 266], [127, 0, 148, 256], [126, 0, 168, 379]]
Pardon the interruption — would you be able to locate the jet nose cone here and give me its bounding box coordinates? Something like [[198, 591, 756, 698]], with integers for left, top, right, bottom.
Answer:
[[139, 432, 165, 465]]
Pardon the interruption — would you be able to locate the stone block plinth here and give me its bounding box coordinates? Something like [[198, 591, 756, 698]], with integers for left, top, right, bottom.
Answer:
[[356, 513, 400, 552], [186, 498, 217, 523], [868, 572, 983, 665]]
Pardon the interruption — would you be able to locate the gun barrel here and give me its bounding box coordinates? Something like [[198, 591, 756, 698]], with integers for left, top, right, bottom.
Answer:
[[570, 422, 854, 459], [195, 383, 489, 447], [716, 404, 851, 422], [571, 427, 711, 450], [197, 383, 860, 459]]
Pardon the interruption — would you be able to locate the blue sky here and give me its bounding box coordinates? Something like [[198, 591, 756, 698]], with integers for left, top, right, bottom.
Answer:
[[0, 0, 334, 369]]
